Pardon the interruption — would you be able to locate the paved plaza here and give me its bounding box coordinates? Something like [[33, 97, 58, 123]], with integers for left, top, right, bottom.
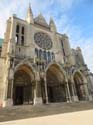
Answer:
[[0, 102, 93, 122], [0, 109, 93, 125]]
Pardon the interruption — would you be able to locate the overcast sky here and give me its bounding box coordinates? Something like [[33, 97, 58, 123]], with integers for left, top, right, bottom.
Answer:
[[0, 0, 93, 72]]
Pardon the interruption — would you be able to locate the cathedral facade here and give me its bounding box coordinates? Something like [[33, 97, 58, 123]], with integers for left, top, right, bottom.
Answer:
[[0, 4, 93, 107]]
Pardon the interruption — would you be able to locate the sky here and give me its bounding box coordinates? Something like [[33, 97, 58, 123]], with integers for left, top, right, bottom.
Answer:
[[0, 0, 93, 72]]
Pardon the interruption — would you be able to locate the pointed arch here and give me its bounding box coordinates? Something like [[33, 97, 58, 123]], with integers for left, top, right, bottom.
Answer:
[[46, 62, 67, 102], [14, 59, 35, 75], [72, 70, 87, 101], [45, 62, 66, 81], [72, 70, 87, 83], [13, 60, 35, 105]]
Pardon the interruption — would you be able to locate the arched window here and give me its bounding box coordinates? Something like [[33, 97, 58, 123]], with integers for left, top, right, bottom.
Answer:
[[15, 34, 19, 44], [39, 49, 43, 60], [21, 36, 24, 46], [22, 27, 24, 34], [35, 48, 38, 58], [16, 25, 19, 33], [61, 40, 65, 57], [51, 52, 55, 60], [48, 51, 51, 62], [43, 50, 47, 61]]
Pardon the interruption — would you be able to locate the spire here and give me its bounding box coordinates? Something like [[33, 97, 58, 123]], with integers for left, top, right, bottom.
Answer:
[[34, 12, 49, 27], [39, 12, 44, 19], [26, 2, 34, 24], [49, 17, 56, 32]]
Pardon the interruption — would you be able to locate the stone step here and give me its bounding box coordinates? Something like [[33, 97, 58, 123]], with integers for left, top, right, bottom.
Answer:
[[0, 101, 93, 122]]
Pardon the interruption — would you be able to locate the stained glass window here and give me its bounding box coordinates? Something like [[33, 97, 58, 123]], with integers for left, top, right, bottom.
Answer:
[[34, 32, 52, 50]]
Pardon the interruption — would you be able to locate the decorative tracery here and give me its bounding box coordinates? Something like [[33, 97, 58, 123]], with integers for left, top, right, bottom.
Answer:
[[34, 32, 52, 50]]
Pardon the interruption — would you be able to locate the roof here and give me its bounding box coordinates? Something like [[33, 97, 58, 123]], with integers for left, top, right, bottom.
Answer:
[[0, 38, 4, 47], [34, 13, 49, 28]]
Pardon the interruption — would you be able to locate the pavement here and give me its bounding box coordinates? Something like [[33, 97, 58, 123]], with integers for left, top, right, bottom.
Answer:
[[0, 101, 93, 122], [0, 110, 93, 125]]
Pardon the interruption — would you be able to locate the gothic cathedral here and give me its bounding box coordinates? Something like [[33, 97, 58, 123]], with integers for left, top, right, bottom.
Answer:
[[0, 4, 93, 107]]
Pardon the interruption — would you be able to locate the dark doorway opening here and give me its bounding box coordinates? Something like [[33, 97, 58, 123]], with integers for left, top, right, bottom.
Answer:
[[14, 86, 24, 105], [46, 64, 67, 103], [13, 66, 35, 105], [47, 85, 66, 103], [75, 83, 85, 101], [48, 87, 54, 102], [74, 72, 86, 101]]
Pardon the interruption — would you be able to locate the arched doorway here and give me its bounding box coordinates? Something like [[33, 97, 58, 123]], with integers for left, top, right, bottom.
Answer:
[[46, 64, 66, 103], [13, 65, 35, 105], [74, 72, 86, 101]]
